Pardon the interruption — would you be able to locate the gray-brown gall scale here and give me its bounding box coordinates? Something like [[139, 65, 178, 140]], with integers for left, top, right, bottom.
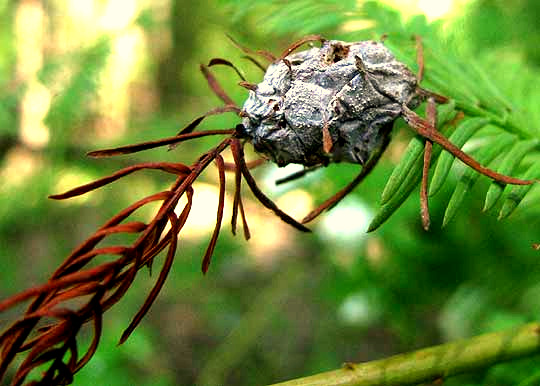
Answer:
[[240, 40, 421, 167]]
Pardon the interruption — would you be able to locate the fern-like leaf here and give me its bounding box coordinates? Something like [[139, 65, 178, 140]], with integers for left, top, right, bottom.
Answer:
[[357, 4, 539, 228]]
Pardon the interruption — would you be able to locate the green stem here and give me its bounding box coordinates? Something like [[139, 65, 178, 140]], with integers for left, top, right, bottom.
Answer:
[[270, 322, 540, 386]]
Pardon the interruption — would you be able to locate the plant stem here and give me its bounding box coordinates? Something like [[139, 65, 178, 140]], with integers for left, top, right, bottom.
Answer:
[[269, 322, 540, 386]]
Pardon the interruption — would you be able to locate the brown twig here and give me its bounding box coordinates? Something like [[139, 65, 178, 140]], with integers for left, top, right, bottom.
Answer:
[[402, 105, 534, 186], [420, 97, 437, 230]]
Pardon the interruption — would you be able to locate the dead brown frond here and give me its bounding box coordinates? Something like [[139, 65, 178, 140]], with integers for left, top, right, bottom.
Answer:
[[0, 48, 304, 383]]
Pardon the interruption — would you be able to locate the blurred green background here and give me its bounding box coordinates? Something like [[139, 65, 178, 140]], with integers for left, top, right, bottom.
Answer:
[[1, 0, 540, 385]]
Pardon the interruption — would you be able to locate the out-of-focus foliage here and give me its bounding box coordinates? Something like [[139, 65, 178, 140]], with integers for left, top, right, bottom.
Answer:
[[0, 0, 539, 385]]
